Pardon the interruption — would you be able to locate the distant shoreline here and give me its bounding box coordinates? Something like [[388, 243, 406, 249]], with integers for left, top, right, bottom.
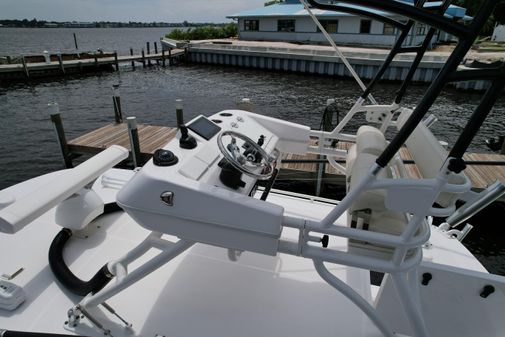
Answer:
[[0, 20, 231, 29]]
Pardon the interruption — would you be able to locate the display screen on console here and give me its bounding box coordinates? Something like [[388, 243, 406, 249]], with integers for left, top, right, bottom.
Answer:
[[187, 116, 222, 140]]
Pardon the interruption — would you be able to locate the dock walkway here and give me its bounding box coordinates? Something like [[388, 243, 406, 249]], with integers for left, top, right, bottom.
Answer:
[[66, 123, 505, 191], [0, 50, 185, 81]]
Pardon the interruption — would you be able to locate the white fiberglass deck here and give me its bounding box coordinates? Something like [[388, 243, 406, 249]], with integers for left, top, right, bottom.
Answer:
[[0, 170, 488, 337]]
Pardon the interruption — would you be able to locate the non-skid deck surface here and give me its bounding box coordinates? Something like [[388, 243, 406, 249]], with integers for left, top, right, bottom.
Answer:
[[68, 124, 505, 190]]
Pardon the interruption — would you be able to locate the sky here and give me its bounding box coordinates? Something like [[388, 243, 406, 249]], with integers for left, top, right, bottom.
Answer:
[[0, 0, 267, 23]]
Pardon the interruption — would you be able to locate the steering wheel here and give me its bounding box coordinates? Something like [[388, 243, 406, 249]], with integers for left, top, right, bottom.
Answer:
[[217, 130, 275, 180]]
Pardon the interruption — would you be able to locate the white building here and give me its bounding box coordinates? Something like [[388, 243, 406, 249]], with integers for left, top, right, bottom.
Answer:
[[228, 0, 469, 48]]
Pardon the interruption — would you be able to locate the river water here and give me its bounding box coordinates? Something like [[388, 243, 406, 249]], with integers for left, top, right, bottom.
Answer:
[[0, 27, 504, 274]]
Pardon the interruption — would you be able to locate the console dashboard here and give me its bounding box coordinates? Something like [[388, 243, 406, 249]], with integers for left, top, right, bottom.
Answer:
[[117, 109, 310, 255]]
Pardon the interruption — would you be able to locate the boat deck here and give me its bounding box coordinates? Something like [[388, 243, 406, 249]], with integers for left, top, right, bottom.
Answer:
[[66, 123, 505, 190]]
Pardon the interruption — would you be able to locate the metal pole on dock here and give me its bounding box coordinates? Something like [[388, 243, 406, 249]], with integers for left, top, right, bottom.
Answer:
[[162, 49, 166, 67], [73, 33, 78, 50], [114, 51, 119, 72], [130, 48, 135, 69], [141, 49, 146, 68], [49, 102, 73, 169], [112, 84, 123, 124], [127, 117, 142, 168]]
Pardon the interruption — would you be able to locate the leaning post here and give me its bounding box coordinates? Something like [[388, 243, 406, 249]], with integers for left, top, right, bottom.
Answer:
[[127, 117, 142, 168], [112, 84, 123, 124], [49, 102, 73, 169]]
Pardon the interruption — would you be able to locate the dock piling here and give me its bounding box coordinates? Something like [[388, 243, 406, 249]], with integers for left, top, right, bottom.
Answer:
[[49, 102, 73, 169], [501, 138, 505, 155], [127, 117, 142, 168], [73, 33, 79, 50], [169, 49, 173, 66], [21, 56, 29, 78], [130, 48, 135, 69], [114, 51, 119, 72], [162, 50, 166, 67], [57, 53, 65, 74], [154, 42, 159, 65], [112, 84, 123, 124], [147, 42, 152, 66], [141, 49, 146, 68]]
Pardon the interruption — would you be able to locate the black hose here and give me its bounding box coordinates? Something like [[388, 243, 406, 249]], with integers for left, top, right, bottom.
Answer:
[[48, 202, 122, 297], [2, 330, 90, 337]]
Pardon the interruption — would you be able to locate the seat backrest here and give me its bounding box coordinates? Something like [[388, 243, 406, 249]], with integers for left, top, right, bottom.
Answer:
[[396, 110, 467, 207]]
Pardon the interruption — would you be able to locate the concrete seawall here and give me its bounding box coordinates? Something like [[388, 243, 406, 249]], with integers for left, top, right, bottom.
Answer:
[[185, 40, 494, 90]]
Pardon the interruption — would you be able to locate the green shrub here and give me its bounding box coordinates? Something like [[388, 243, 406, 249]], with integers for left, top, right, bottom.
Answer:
[[166, 23, 237, 40]]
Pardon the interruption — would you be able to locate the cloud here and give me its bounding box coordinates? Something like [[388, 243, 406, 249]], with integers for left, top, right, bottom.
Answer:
[[0, 0, 267, 22]]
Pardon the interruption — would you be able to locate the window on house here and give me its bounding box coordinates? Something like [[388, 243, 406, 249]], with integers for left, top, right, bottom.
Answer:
[[360, 19, 372, 34], [278, 19, 295, 32], [383, 23, 395, 35], [244, 20, 259, 31], [416, 23, 426, 35], [318, 20, 339, 33]]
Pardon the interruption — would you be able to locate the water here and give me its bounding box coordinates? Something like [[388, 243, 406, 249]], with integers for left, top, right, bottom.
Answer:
[[0, 27, 172, 56], [1, 28, 505, 274]]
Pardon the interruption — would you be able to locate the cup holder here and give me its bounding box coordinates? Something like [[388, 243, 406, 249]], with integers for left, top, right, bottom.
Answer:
[[219, 112, 233, 117], [211, 119, 223, 124]]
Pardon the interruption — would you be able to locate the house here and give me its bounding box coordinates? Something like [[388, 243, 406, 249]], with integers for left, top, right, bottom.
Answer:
[[227, 0, 469, 47]]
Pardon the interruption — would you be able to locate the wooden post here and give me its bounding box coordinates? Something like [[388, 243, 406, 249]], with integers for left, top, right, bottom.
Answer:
[[154, 42, 159, 65], [130, 48, 135, 69], [162, 49, 166, 67], [57, 53, 65, 74], [141, 49, 146, 68], [6, 56, 11, 64], [127, 117, 141, 168], [73, 33, 78, 50], [21, 56, 29, 78], [114, 51, 119, 72], [501, 137, 505, 155], [49, 102, 73, 169], [168, 48, 173, 66], [147, 42, 152, 66], [112, 84, 123, 124]]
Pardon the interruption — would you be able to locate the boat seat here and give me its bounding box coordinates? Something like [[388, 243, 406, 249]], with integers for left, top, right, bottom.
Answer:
[[397, 110, 467, 207], [345, 126, 408, 254]]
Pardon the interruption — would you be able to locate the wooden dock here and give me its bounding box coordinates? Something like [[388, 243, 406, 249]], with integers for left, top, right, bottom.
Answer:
[[0, 49, 185, 82], [65, 123, 505, 191]]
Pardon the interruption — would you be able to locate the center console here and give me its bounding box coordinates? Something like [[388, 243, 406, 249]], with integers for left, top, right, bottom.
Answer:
[[117, 109, 310, 255]]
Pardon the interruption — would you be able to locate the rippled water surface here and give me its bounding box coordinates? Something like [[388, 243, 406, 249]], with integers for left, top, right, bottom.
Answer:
[[1, 28, 504, 274]]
